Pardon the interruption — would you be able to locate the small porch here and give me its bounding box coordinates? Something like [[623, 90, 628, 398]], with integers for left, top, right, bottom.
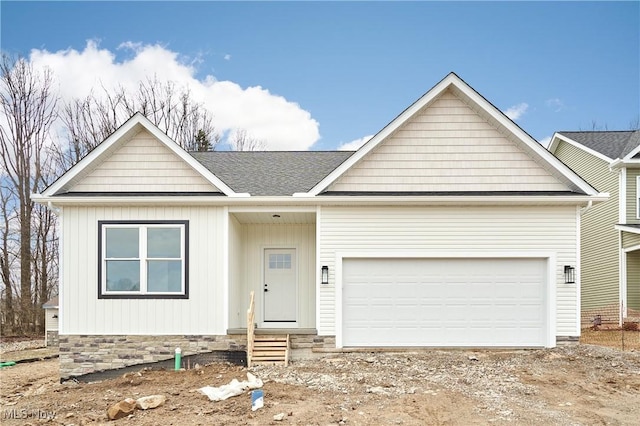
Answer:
[[621, 227, 640, 319], [227, 208, 318, 332]]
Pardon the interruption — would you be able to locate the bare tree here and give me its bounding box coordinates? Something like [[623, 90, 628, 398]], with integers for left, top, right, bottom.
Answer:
[[229, 129, 266, 151], [0, 55, 58, 333], [55, 76, 221, 171]]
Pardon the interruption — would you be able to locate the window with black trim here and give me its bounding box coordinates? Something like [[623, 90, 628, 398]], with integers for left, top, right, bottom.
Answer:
[[98, 221, 189, 299]]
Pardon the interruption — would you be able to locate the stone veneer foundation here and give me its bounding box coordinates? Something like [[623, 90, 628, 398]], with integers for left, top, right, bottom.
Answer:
[[59, 334, 337, 378], [46, 330, 59, 347]]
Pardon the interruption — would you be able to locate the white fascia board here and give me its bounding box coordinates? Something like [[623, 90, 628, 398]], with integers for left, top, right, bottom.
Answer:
[[549, 133, 614, 163], [33, 192, 610, 207], [623, 142, 640, 160], [305, 73, 460, 196], [615, 224, 640, 234], [448, 88, 600, 196], [38, 113, 238, 197], [126, 114, 238, 196], [41, 113, 144, 196], [611, 159, 640, 169]]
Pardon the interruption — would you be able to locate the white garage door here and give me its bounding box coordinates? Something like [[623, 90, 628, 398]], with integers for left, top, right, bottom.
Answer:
[[342, 258, 547, 347]]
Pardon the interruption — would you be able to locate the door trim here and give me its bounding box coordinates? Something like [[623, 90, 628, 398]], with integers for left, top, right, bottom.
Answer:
[[261, 247, 298, 328]]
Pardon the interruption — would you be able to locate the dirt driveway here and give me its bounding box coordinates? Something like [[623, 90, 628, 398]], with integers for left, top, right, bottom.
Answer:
[[1, 345, 639, 425]]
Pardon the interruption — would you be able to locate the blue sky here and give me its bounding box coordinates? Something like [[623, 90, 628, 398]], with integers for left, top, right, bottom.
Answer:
[[1, 1, 638, 150]]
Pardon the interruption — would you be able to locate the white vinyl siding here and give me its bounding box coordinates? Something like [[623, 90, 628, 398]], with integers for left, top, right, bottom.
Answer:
[[329, 90, 568, 192], [318, 205, 578, 338], [227, 222, 316, 329], [61, 206, 226, 335], [69, 130, 220, 193]]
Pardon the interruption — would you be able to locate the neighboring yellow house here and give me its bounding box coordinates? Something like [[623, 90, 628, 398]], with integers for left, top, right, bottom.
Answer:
[[43, 296, 59, 346], [549, 131, 640, 326]]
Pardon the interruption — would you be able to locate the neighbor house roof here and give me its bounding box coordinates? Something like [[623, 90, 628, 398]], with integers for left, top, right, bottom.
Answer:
[[555, 130, 640, 160], [42, 296, 58, 309], [190, 151, 354, 196]]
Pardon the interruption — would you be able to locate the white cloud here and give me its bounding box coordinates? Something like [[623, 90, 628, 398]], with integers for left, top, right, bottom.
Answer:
[[338, 135, 373, 151], [27, 41, 319, 150], [545, 98, 565, 112], [224, 54, 231, 61], [539, 136, 552, 147], [503, 102, 529, 121], [503, 102, 529, 120]]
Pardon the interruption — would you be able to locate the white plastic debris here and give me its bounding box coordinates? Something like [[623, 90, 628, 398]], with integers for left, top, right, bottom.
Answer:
[[198, 372, 263, 402]]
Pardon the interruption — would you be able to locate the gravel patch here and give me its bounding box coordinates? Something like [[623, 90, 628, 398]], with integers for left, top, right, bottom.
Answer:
[[0, 339, 45, 354]]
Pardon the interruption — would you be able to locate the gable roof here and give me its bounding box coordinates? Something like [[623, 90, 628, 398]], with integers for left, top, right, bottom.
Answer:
[[190, 151, 353, 196], [552, 131, 640, 161], [38, 113, 243, 197], [303, 72, 599, 196]]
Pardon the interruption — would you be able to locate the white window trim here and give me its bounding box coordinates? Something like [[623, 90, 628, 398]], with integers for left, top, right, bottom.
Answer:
[[98, 221, 189, 299]]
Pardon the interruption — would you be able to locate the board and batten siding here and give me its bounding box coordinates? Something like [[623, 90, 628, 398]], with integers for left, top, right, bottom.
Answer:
[[318, 205, 579, 337], [627, 250, 640, 310], [328, 90, 568, 192], [60, 206, 227, 335], [227, 214, 245, 329], [554, 140, 620, 310], [234, 224, 316, 329], [70, 130, 220, 193], [626, 169, 640, 224]]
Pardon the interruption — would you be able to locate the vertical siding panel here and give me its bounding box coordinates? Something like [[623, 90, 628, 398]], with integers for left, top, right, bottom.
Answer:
[[63, 205, 227, 335]]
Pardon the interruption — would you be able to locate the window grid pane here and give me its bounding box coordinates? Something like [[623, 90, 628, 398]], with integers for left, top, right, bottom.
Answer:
[[102, 223, 186, 295]]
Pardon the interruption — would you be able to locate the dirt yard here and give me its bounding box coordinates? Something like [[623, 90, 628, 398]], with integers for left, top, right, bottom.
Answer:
[[1, 345, 639, 425]]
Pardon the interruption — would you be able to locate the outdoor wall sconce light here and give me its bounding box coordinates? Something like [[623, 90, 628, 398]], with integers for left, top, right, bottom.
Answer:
[[564, 265, 575, 284], [321, 266, 329, 284]]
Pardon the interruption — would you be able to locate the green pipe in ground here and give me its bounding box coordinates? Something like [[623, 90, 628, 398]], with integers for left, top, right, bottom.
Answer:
[[174, 347, 181, 370]]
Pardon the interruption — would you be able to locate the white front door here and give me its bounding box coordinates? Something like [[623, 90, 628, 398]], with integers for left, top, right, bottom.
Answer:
[[263, 248, 297, 323]]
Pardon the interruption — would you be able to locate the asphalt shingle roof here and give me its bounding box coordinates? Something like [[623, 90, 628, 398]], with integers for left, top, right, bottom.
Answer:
[[558, 130, 640, 159], [189, 151, 354, 196]]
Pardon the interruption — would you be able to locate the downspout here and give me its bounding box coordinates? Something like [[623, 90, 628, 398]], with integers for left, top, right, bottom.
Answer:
[[579, 200, 593, 215]]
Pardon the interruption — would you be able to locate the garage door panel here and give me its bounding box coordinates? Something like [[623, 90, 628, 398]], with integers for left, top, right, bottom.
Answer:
[[342, 258, 547, 347]]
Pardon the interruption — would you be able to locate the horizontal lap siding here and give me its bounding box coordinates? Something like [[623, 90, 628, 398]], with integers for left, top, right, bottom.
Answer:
[[61, 206, 226, 335], [553, 141, 619, 309], [70, 130, 219, 192], [329, 90, 567, 192], [622, 232, 640, 249], [319, 205, 578, 337], [626, 170, 640, 224], [627, 251, 640, 310]]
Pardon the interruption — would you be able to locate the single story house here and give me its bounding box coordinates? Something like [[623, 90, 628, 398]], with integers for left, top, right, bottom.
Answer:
[[549, 131, 640, 325], [32, 73, 607, 378]]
